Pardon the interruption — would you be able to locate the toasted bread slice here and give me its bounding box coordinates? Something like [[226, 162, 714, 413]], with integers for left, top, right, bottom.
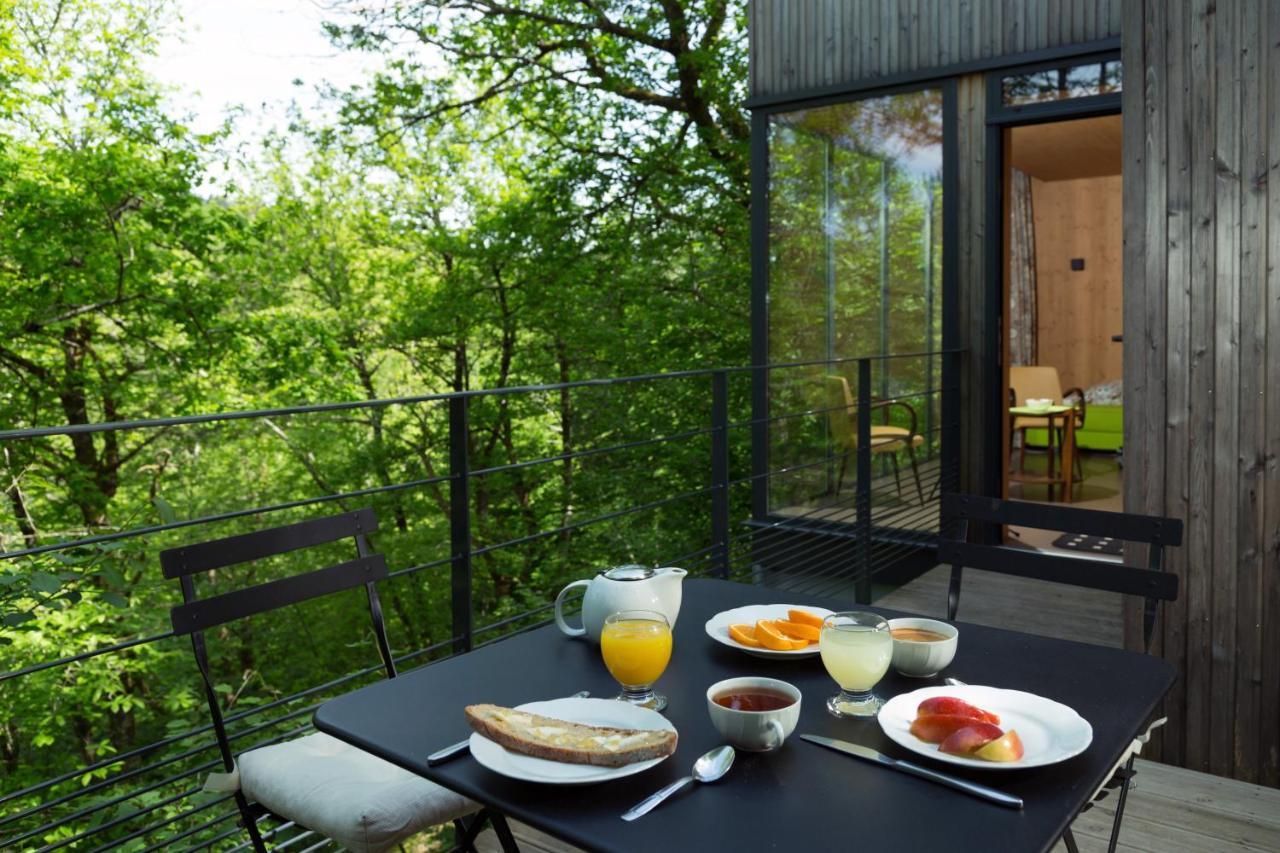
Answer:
[[465, 703, 677, 767]]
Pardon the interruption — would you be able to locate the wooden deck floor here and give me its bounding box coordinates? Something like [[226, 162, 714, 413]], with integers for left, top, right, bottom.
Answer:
[[472, 568, 1280, 853], [876, 563, 1124, 648], [475, 758, 1280, 853]]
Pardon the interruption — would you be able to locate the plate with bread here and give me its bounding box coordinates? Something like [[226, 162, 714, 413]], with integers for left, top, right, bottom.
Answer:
[[465, 698, 678, 784], [704, 604, 834, 659]]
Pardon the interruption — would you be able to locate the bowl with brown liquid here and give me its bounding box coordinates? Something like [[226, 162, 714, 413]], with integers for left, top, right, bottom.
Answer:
[[706, 676, 801, 752], [887, 618, 959, 677]]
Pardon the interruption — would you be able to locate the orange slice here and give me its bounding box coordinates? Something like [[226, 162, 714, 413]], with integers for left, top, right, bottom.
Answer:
[[775, 619, 820, 641], [788, 609, 825, 629], [756, 619, 810, 651], [728, 623, 762, 647]]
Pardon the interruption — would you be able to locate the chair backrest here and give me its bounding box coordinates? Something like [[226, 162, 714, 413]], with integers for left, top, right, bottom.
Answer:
[[1009, 365, 1064, 405], [824, 374, 856, 449], [161, 508, 395, 776], [939, 494, 1182, 652]]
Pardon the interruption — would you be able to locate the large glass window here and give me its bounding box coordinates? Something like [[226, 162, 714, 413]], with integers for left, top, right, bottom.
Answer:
[[766, 88, 944, 513]]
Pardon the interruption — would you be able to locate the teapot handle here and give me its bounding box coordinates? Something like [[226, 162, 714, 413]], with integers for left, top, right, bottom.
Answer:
[[554, 580, 591, 637]]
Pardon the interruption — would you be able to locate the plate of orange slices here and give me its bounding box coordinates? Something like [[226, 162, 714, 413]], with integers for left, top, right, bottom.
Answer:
[[704, 604, 834, 659]]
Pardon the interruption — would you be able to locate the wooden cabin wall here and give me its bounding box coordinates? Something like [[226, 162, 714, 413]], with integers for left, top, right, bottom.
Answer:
[[749, 1, 1122, 496], [749, 0, 1122, 97], [1124, 0, 1280, 787], [748, 0, 1279, 784]]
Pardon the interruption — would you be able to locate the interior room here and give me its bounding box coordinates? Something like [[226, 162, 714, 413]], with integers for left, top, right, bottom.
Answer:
[[1003, 114, 1124, 556]]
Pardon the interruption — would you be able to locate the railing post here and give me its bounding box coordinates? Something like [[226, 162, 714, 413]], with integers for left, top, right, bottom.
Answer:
[[449, 395, 473, 653], [856, 358, 873, 604], [711, 370, 730, 579], [941, 348, 961, 534]]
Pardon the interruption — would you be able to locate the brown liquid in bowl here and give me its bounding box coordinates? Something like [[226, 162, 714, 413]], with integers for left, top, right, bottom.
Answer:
[[890, 627, 949, 642], [714, 689, 794, 711]]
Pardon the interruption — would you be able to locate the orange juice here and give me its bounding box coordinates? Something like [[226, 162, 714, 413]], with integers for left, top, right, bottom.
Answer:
[[601, 618, 672, 686]]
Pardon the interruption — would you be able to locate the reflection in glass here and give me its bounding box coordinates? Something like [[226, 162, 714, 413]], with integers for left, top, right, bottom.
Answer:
[[766, 89, 943, 512], [1001, 60, 1121, 106]]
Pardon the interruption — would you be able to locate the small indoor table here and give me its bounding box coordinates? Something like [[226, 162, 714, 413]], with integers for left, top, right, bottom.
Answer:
[[1009, 405, 1078, 503]]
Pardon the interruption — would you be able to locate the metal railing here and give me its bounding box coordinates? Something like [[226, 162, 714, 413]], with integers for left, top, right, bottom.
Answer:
[[0, 350, 960, 851]]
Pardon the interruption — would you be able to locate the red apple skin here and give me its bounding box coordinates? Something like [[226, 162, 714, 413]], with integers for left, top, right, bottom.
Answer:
[[973, 730, 1025, 762], [917, 696, 1001, 725], [910, 714, 990, 743], [938, 723, 1005, 755]]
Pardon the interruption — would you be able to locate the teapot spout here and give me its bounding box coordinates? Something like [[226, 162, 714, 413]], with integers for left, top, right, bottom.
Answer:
[[654, 566, 688, 583]]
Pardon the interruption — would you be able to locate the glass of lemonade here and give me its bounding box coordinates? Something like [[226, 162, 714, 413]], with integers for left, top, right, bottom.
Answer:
[[601, 610, 673, 711], [819, 611, 892, 718]]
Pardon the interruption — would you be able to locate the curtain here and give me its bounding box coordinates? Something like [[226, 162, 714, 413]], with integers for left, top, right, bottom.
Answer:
[[1008, 167, 1037, 366]]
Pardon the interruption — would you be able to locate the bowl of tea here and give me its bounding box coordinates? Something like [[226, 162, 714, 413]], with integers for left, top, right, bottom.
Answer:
[[706, 676, 801, 752], [887, 618, 958, 678]]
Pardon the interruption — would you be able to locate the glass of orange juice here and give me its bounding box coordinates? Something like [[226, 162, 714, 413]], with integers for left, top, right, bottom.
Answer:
[[601, 610, 673, 711]]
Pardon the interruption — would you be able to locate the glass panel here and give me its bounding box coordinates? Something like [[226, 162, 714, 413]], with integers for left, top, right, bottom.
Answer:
[[766, 89, 944, 514], [1001, 59, 1121, 106]]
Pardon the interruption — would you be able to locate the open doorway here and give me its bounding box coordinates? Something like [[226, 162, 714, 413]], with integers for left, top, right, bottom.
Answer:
[[1001, 113, 1124, 556]]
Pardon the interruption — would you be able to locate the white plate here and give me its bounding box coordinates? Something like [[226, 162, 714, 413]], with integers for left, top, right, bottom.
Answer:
[[878, 685, 1093, 770], [704, 604, 834, 659], [468, 697, 676, 785]]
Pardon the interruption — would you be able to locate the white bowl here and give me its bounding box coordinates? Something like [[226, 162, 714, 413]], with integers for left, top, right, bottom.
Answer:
[[887, 618, 958, 677]]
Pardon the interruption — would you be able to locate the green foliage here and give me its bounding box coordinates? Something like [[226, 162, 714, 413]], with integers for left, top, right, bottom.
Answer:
[[0, 0, 754, 848]]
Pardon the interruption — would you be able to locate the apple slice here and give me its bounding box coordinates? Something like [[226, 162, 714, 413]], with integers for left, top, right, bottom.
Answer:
[[974, 729, 1024, 762], [909, 714, 989, 744], [917, 696, 1001, 725], [938, 723, 1004, 755]]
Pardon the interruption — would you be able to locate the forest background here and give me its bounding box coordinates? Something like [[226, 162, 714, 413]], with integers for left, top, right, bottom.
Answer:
[[0, 1, 753, 847]]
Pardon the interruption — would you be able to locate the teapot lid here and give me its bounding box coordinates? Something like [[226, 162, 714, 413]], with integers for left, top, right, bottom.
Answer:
[[601, 564, 654, 582]]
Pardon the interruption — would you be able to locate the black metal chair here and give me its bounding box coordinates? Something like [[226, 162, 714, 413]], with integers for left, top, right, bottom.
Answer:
[[939, 493, 1182, 853], [162, 508, 516, 852]]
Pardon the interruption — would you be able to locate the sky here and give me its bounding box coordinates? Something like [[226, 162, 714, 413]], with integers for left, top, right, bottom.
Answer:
[[145, 0, 383, 146]]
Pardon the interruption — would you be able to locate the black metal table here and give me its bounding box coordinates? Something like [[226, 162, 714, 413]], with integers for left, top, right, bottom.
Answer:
[[314, 579, 1174, 853]]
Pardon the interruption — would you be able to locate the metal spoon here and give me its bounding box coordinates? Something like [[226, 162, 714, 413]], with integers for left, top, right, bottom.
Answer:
[[621, 745, 735, 821]]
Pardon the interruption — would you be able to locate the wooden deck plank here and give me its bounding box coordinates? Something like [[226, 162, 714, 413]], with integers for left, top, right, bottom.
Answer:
[[474, 760, 1280, 853], [877, 564, 1123, 648]]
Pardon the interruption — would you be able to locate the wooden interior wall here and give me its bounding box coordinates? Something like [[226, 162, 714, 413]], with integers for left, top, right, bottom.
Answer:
[[1030, 175, 1124, 391], [749, 0, 1122, 97], [1124, 0, 1280, 786]]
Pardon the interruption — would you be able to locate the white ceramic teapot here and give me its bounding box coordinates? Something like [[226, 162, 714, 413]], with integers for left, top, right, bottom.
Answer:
[[553, 565, 687, 643]]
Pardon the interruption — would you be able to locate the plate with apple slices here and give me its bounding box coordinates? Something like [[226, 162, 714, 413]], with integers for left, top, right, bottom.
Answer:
[[877, 685, 1093, 770]]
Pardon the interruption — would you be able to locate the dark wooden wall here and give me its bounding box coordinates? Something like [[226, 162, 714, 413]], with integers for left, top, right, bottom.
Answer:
[[749, 0, 1122, 96], [1123, 0, 1280, 786], [748, 0, 1280, 786], [748, 1, 1122, 495]]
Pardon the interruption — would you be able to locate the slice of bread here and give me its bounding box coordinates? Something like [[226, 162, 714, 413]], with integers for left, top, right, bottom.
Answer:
[[465, 703, 677, 767]]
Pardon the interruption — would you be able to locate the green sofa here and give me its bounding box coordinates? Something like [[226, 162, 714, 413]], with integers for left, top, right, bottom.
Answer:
[[1025, 404, 1123, 452]]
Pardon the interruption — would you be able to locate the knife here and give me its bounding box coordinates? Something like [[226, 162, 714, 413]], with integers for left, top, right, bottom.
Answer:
[[800, 734, 1024, 809], [427, 690, 591, 766]]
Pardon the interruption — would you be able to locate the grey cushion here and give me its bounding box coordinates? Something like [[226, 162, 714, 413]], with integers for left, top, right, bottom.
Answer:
[[239, 732, 477, 853]]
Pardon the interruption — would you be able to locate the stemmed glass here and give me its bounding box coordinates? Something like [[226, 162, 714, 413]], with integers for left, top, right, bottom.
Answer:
[[600, 610, 673, 711], [819, 611, 892, 717]]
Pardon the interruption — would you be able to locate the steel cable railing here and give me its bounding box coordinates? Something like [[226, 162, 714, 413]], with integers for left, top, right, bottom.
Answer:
[[0, 350, 960, 849]]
